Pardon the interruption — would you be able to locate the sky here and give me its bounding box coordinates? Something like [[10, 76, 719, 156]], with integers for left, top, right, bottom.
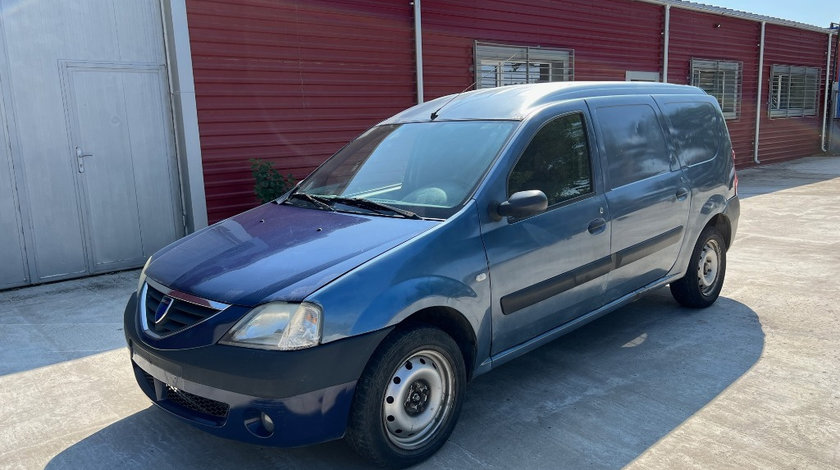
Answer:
[[701, 0, 840, 28]]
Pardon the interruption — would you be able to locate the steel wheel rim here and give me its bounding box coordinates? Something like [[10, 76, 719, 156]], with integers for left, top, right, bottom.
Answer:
[[382, 349, 455, 450], [697, 238, 721, 295]]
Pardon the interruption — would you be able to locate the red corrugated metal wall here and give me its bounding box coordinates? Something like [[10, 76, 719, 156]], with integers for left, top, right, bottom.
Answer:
[[186, 0, 834, 221], [667, 9, 760, 167], [421, 0, 664, 100], [186, 0, 415, 222], [758, 25, 829, 164]]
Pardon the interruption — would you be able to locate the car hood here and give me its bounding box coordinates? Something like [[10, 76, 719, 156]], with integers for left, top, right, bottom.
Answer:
[[145, 203, 439, 306]]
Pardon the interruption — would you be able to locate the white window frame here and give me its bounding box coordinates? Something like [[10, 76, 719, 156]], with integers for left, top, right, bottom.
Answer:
[[475, 42, 573, 89], [625, 71, 660, 82], [690, 59, 742, 120], [769, 65, 819, 118]]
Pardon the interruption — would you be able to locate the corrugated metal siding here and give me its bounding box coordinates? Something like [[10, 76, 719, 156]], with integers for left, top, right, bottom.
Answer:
[[667, 9, 760, 167], [421, 0, 664, 99], [186, 0, 835, 221], [186, 0, 415, 222], [758, 25, 829, 164]]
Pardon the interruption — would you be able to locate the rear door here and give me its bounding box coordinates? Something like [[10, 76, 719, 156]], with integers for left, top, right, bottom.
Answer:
[[588, 96, 690, 300], [480, 108, 612, 354]]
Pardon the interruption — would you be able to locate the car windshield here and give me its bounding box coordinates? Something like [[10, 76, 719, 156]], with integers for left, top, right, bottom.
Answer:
[[292, 120, 518, 219]]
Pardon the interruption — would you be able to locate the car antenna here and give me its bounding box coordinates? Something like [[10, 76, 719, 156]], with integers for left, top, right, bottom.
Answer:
[[430, 81, 477, 121], [430, 50, 521, 121]]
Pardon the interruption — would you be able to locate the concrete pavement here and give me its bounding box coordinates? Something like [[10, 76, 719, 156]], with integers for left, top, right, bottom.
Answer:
[[1, 156, 839, 469]]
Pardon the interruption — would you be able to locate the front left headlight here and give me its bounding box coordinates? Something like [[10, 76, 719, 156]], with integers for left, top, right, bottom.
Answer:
[[220, 302, 322, 350]]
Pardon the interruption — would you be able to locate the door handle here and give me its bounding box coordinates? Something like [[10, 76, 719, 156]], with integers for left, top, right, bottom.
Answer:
[[588, 218, 606, 235], [75, 146, 93, 173], [675, 187, 689, 201]]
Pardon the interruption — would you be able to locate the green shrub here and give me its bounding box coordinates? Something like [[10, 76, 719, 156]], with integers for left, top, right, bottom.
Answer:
[[250, 159, 296, 203]]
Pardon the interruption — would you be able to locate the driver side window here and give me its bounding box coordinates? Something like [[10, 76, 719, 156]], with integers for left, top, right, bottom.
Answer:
[[508, 112, 593, 206]]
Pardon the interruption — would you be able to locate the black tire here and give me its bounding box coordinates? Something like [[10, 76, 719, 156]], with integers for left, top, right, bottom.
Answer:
[[670, 226, 727, 308], [346, 326, 466, 468]]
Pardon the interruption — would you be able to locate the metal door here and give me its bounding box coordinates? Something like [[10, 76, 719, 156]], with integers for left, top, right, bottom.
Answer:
[[0, 0, 183, 288], [61, 63, 182, 272], [587, 96, 691, 300], [0, 98, 28, 287], [479, 109, 612, 354]]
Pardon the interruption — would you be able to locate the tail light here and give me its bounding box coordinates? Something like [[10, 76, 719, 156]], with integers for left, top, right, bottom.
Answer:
[[731, 148, 739, 196]]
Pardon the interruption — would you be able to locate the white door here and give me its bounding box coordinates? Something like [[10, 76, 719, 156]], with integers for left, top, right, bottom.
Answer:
[[0, 0, 183, 288], [0, 101, 29, 287], [62, 63, 182, 272]]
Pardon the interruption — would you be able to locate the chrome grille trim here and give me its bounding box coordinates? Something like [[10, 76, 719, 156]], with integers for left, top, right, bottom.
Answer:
[[139, 278, 231, 339], [145, 277, 230, 311]]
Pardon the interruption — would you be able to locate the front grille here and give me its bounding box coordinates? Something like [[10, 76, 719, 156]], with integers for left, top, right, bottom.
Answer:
[[144, 284, 220, 336], [164, 384, 230, 419]]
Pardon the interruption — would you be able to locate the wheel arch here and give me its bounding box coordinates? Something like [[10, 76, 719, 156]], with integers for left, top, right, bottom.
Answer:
[[707, 213, 733, 250], [394, 307, 478, 381]]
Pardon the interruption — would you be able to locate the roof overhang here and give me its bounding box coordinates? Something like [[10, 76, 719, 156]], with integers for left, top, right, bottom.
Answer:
[[636, 0, 834, 34]]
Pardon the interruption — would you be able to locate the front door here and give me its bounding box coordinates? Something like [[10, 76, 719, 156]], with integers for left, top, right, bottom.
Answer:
[[481, 110, 612, 354]]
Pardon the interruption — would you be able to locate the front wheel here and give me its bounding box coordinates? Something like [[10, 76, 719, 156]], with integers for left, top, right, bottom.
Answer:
[[346, 327, 466, 468], [670, 226, 727, 308]]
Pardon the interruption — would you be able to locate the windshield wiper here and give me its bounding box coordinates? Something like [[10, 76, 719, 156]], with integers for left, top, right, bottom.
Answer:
[[328, 197, 422, 219], [284, 192, 335, 211]]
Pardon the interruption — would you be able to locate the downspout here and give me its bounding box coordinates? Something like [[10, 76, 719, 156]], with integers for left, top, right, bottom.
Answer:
[[754, 21, 765, 164], [821, 31, 834, 152], [413, 0, 424, 104], [663, 5, 670, 83]]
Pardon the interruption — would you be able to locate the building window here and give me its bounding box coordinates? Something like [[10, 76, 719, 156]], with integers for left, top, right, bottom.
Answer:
[[690, 59, 742, 120], [475, 42, 573, 89], [769, 65, 819, 118]]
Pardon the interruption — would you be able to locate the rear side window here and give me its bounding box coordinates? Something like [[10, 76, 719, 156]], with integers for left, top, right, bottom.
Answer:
[[508, 113, 593, 206], [661, 102, 720, 166], [597, 104, 670, 189]]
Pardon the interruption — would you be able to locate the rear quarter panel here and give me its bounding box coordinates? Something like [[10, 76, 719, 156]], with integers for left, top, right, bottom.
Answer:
[[653, 94, 736, 276]]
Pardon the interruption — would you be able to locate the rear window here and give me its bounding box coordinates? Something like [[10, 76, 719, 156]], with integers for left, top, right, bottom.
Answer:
[[597, 104, 670, 189], [661, 102, 720, 166]]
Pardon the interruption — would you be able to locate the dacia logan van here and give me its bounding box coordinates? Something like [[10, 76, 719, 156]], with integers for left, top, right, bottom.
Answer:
[[125, 82, 739, 467]]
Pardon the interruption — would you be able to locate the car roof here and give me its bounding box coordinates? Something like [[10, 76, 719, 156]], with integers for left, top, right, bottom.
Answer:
[[382, 81, 705, 123]]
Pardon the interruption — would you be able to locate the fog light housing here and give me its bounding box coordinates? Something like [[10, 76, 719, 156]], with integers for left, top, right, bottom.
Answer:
[[244, 409, 276, 438]]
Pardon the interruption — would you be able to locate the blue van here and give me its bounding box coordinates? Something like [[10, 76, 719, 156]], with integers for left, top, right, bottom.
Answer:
[[125, 82, 739, 467]]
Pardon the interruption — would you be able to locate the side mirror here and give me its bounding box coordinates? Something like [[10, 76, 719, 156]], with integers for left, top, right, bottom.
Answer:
[[495, 190, 548, 219]]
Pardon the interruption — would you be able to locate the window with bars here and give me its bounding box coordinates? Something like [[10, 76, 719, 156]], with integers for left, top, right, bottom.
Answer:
[[475, 42, 573, 89], [769, 65, 819, 118], [690, 59, 742, 120]]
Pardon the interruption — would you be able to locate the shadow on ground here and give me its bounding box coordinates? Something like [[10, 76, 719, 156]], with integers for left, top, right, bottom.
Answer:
[[0, 270, 136, 376], [48, 288, 763, 469]]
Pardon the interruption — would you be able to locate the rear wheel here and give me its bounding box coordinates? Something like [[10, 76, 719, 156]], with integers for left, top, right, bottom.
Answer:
[[346, 327, 466, 468], [670, 226, 726, 308]]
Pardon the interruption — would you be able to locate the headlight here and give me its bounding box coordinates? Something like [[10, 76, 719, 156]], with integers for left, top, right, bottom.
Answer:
[[220, 302, 322, 350], [137, 257, 152, 293]]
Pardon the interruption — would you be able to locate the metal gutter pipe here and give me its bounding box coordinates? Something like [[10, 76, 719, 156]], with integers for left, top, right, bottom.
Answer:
[[413, 0, 424, 104], [663, 5, 670, 82], [821, 31, 834, 152], [754, 21, 765, 164]]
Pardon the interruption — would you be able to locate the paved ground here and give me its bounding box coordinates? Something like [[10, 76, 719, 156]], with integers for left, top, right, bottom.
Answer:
[[1, 156, 839, 469]]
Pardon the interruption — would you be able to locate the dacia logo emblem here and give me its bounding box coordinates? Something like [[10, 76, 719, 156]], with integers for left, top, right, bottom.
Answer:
[[155, 296, 174, 325]]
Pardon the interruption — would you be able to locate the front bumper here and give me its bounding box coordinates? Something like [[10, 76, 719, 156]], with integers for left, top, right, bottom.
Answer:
[[124, 292, 391, 446]]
